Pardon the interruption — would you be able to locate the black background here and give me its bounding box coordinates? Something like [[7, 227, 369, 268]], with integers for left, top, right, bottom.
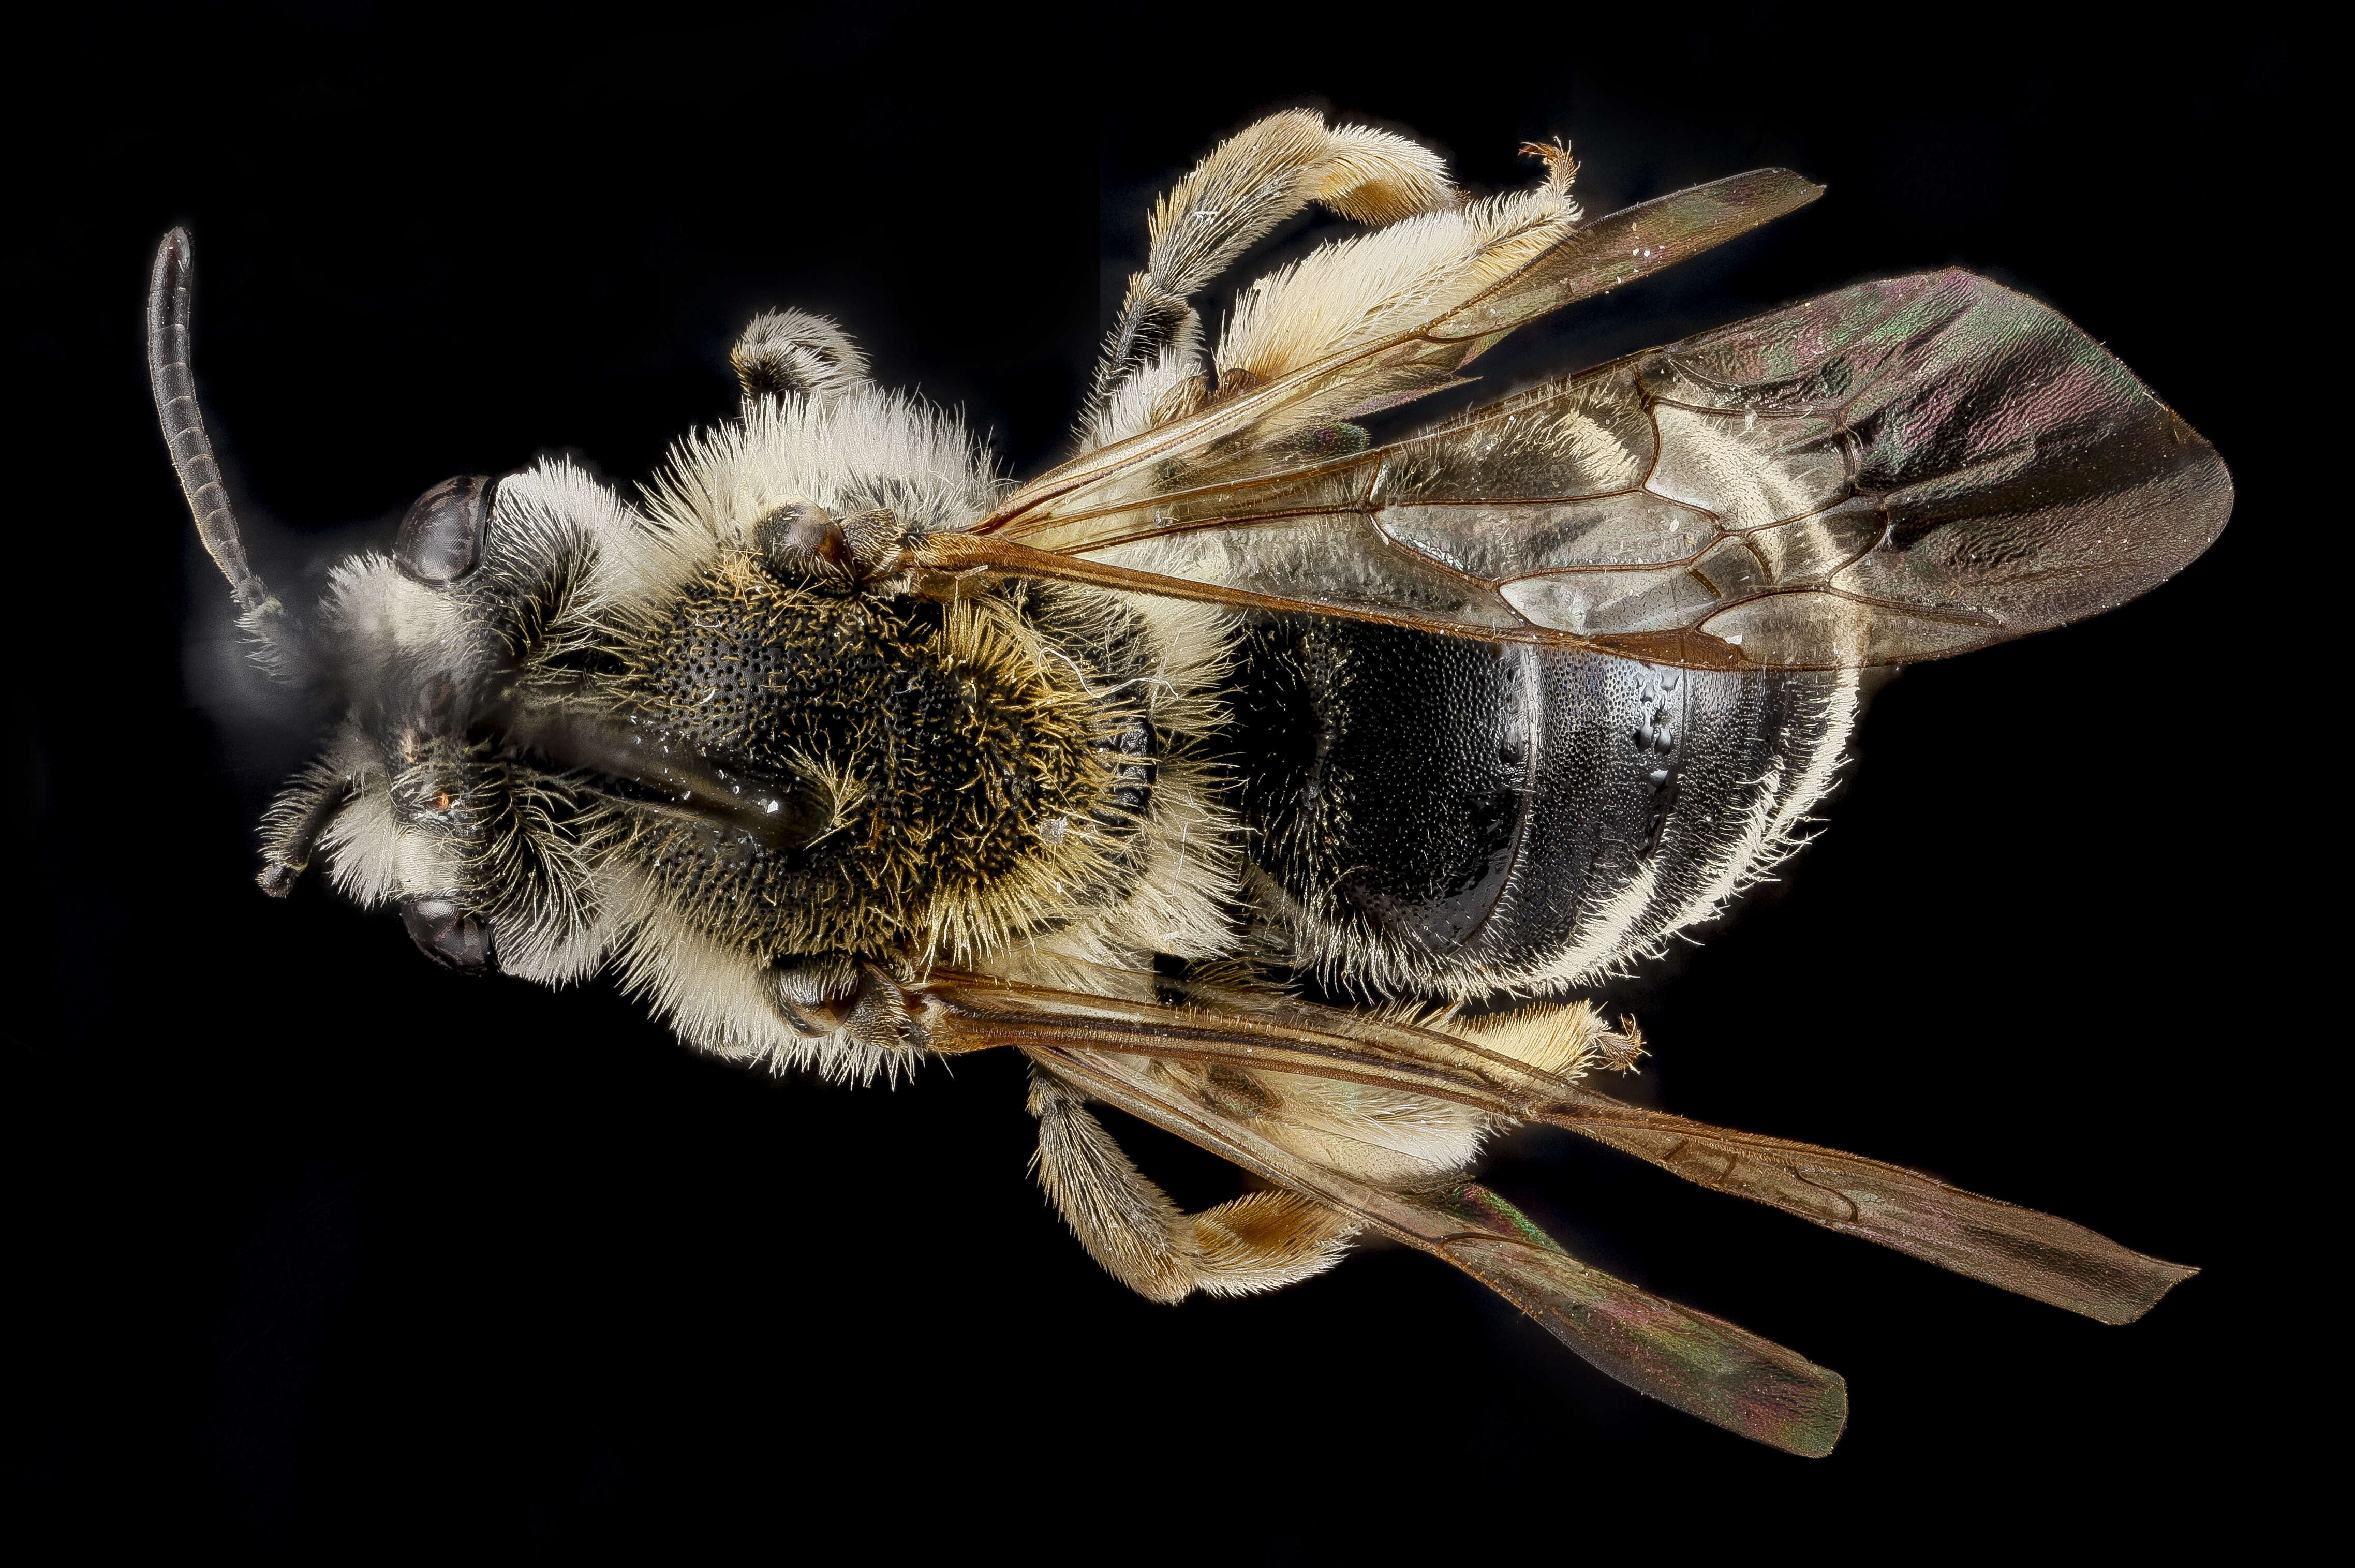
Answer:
[[12, 2, 2307, 1557]]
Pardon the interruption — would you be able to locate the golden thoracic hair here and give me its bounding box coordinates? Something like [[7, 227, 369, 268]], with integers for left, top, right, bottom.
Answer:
[[609, 561, 1153, 965]]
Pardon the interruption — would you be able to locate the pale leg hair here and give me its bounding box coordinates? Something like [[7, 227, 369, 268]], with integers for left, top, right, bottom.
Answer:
[[1080, 110, 1456, 451], [1026, 1068, 1357, 1303], [728, 308, 872, 404]]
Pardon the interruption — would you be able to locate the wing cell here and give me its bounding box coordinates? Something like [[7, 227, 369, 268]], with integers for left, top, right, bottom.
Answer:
[[943, 271, 2229, 670], [1384, 492, 1714, 578]]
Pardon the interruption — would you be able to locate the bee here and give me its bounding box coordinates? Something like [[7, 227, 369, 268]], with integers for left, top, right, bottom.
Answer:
[[150, 112, 2228, 1456]]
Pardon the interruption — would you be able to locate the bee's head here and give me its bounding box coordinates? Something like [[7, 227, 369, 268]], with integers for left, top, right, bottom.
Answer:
[[290, 470, 567, 978], [150, 230, 832, 978], [256, 464, 843, 979]]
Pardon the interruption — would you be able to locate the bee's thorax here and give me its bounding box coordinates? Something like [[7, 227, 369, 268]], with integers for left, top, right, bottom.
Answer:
[[609, 557, 1162, 963]]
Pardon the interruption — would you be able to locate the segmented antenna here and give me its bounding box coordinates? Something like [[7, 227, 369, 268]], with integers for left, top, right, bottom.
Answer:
[[147, 229, 281, 629]]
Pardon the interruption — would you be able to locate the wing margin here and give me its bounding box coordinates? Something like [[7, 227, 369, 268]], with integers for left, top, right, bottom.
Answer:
[[1029, 1041, 1850, 1457], [915, 966, 2195, 1325], [916, 272, 2229, 672]]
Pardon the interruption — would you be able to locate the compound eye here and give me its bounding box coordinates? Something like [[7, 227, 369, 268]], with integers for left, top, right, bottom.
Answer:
[[400, 894, 497, 973], [395, 475, 492, 585]]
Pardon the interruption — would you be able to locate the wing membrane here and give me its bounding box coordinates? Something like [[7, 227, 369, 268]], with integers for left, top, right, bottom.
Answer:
[[1541, 1100, 2196, 1325], [973, 169, 1824, 538], [1026, 1040, 1849, 1458], [916, 965, 2193, 1325], [937, 271, 2229, 670]]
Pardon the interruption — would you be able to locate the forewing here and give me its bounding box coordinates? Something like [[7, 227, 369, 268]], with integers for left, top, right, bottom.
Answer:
[[975, 169, 1825, 538], [1544, 1096, 2196, 1325], [916, 966, 2193, 1325], [960, 270, 2229, 670]]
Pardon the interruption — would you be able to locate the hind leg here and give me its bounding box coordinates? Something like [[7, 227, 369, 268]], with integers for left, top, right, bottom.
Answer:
[[1026, 1067, 1356, 1302]]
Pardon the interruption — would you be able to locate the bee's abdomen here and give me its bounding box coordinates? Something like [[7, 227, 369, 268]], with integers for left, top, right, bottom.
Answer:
[[1229, 616, 1857, 994]]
